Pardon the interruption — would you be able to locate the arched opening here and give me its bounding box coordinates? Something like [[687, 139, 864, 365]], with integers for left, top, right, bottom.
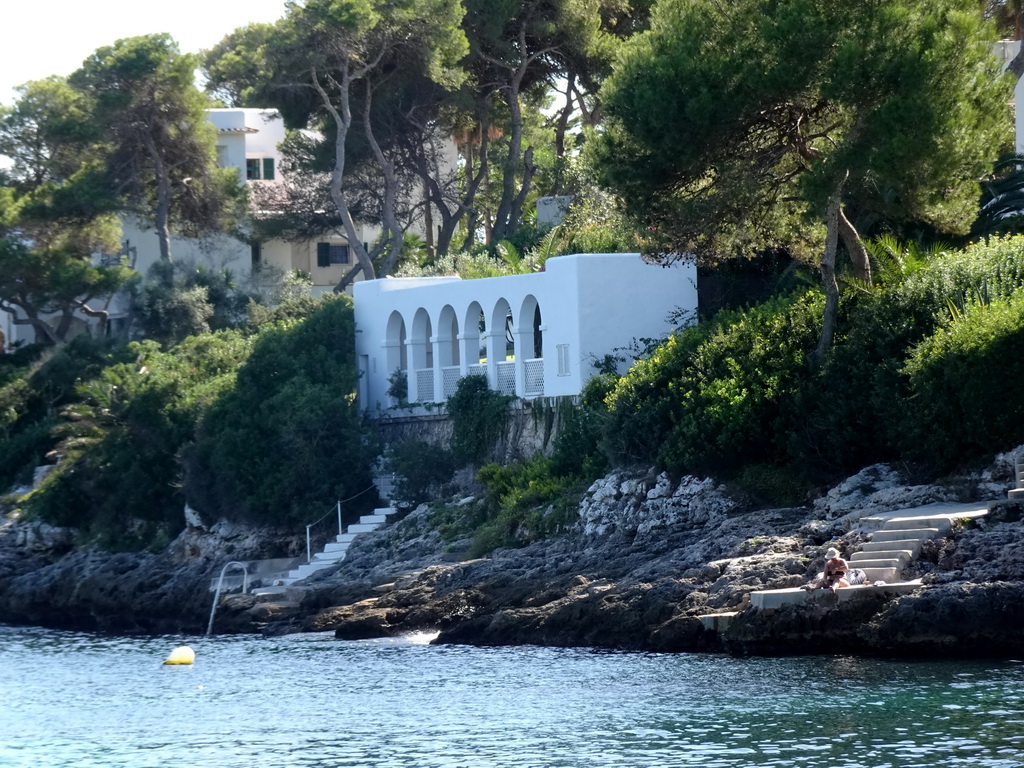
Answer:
[[438, 305, 460, 398], [410, 307, 434, 402], [518, 295, 544, 396], [462, 301, 487, 378], [385, 310, 407, 404], [490, 298, 515, 395]]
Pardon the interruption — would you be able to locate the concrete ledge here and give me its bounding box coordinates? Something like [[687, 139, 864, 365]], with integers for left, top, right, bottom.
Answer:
[[699, 611, 740, 632], [871, 527, 939, 542], [750, 581, 923, 610]]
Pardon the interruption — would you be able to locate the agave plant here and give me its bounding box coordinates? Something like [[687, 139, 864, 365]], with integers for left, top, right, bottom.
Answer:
[[973, 154, 1024, 237]]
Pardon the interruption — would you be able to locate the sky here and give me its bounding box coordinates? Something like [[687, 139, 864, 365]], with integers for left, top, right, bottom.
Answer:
[[2, 0, 290, 104]]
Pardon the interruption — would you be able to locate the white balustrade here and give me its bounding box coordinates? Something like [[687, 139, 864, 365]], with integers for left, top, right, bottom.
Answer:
[[415, 368, 435, 402], [524, 358, 544, 396], [442, 366, 461, 399], [496, 361, 516, 396]]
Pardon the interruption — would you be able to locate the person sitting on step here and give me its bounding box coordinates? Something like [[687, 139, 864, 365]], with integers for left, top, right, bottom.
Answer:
[[803, 547, 853, 591]]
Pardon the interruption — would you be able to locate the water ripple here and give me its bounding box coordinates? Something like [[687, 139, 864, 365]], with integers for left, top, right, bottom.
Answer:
[[2, 626, 1024, 767]]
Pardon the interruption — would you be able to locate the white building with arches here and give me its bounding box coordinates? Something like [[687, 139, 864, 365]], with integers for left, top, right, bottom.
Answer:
[[353, 253, 697, 413]]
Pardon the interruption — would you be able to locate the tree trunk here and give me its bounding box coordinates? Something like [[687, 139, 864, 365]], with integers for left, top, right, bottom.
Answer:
[[838, 208, 871, 284], [309, 66, 378, 292], [491, 69, 526, 244], [144, 133, 174, 263], [809, 176, 847, 369], [507, 146, 536, 238]]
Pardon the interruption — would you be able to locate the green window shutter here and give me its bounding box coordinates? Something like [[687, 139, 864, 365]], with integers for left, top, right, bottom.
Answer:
[[316, 242, 331, 267], [262, 158, 275, 180]]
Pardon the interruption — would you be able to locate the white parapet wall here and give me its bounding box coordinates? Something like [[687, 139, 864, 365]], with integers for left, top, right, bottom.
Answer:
[[353, 253, 697, 414]]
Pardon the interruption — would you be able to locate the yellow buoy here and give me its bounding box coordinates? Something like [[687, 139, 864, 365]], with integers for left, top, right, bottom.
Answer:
[[163, 646, 195, 665]]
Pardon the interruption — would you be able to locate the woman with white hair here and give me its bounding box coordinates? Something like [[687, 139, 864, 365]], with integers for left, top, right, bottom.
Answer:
[[804, 547, 851, 591], [822, 547, 850, 591]]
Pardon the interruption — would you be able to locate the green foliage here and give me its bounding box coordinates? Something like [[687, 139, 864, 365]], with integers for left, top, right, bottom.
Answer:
[[383, 439, 457, 506], [596, 234, 1024, 484], [186, 294, 376, 527], [471, 456, 584, 556], [134, 261, 252, 347], [548, 375, 616, 480], [70, 34, 245, 262], [386, 369, 408, 403], [899, 290, 1024, 469], [592, 0, 1011, 260], [446, 374, 511, 464], [3, 294, 372, 549], [605, 293, 820, 473], [27, 332, 252, 548]]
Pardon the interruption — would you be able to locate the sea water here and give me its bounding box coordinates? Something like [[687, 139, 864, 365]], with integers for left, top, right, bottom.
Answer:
[[1, 623, 1023, 768]]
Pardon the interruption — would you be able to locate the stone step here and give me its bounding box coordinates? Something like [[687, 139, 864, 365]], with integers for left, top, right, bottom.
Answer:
[[859, 566, 900, 582], [860, 540, 922, 557], [750, 581, 923, 610], [870, 527, 941, 543], [881, 517, 952, 534], [849, 550, 912, 565], [322, 541, 352, 554], [312, 550, 346, 563], [847, 558, 907, 571], [359, 514, 388, 525], [347, 523, 381, 534], [334, 533, 358, 544], [251, 585, 309, 602], [288, 561, 332, 580]]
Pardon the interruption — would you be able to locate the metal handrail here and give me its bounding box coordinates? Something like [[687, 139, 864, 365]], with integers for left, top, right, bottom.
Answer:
[[207, 561, 249, 635], [302, 485, 377, 564]]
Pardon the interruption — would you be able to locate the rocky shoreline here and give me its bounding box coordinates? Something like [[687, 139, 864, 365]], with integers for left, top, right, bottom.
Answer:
[[2, 458, 1024, 657]]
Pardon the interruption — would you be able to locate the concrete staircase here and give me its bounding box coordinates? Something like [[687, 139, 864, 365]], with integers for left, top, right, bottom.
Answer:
[[1009, 454, 1024, 500], [853, 502, 988, 583], [250, 507, 398, 594], [742, 501, 989, 611]]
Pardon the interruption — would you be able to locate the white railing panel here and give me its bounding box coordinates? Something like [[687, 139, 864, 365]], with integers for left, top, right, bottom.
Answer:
[[496, 361, 516, 396], [416, 368, 435, 402], [442, 366, 461, 399], [524, 358, 544, 397], [468, 363, 487, 378]]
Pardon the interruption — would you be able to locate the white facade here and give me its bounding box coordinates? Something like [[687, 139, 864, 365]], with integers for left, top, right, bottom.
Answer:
[[353, 253, 698, 413], [126, 108, 375, 292]]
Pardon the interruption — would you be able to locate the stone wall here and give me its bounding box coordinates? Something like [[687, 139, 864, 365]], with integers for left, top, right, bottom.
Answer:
[[372, 397, 576, 462]]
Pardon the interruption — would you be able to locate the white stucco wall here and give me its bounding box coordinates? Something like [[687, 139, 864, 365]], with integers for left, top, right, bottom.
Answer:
[[353, 253, 697, 414]]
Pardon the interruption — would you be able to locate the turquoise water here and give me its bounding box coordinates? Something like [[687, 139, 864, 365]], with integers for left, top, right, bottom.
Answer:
[[2, 624, 1023, 768]]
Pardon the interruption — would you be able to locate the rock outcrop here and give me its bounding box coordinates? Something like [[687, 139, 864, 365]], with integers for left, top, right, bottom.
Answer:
[[2, 456, 1023, 656]]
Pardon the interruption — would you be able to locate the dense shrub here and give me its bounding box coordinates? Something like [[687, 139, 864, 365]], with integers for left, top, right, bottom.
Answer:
[[899, 291, 1024, 469], [28, 332, 252, 548], [446, 374, 511, 465], [472, 456, 584, 556], [605, 292, 821, 474], [383, 439, 457, 507], [186, 294, 376, 528]]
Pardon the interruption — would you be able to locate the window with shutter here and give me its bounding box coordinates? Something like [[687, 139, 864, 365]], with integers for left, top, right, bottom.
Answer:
[[262, 158, 275, 180], [316, 242, 331, 267]]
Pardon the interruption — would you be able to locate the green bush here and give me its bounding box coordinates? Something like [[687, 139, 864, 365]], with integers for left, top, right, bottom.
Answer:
[[899, 291, 1024, 469], [186, 294, 376, 528], [447, 374, 511, 465], [606, 292, 820, 474], [470, 456, 584, 556], [548, 375, 616, 480], [28, 332, 252, 548], [384, 439, 457, 506]]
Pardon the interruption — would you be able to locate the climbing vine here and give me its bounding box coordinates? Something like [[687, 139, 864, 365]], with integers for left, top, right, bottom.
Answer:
[[446, 375, 512, 464]]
